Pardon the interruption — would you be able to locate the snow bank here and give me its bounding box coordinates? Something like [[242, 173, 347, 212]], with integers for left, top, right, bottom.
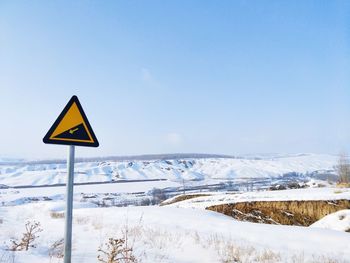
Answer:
[[311, 209, 350, 232], [166, 187, 350, 209]]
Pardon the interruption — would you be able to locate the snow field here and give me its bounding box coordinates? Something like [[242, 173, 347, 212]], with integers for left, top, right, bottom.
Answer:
[[0, 203, 349, 263]]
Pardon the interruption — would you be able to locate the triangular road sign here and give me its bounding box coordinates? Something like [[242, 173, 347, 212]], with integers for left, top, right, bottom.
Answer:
[[43, 96, 99, 147]]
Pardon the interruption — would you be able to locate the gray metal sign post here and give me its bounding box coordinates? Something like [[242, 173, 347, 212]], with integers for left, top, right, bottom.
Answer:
[[64, 145, 75, 263]]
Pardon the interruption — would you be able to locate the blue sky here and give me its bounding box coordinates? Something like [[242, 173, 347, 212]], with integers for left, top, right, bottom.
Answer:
[[0, 1, 349, 159]]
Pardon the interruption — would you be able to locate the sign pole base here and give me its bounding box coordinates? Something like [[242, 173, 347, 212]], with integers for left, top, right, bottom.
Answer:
[[64, 145, 75, 263]]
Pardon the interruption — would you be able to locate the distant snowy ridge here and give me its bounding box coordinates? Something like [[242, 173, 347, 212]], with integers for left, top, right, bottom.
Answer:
[[1, 153, 234, 165], [0, 153, 338, 187]]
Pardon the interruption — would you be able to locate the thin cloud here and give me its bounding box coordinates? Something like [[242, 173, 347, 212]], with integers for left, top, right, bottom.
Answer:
[[165, 132, 183, 146], [141, 68, 153, 83]]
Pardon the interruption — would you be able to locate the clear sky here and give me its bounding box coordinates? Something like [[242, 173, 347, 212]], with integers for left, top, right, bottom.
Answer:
[[0, 1, 349, 159]]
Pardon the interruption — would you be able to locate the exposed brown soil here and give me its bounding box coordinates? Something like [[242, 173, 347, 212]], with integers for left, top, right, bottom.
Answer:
[[160, 194, 211, 206], [337, 183, 350, 188], [206, 199, 350, 226]]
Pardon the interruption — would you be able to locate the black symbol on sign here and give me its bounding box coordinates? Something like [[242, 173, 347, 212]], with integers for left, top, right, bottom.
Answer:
[[53, 123, 90, 141]]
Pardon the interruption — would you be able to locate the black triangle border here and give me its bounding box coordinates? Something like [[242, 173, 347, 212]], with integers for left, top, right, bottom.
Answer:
[[43, 95, 99, 147]]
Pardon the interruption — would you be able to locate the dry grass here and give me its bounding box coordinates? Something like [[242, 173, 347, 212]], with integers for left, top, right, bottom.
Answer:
[[92, 217, 104, 230], [48, 238, 64, 260], [4, 211, 344, 263], [254, 250, 281, 263], [336, 183, 350, 188], [188, 232, 344, 263], [75, 216, 90, 225], [141, 228, 181, 252], [310, 255, 347, 263], [125, 223, 347, 263], [200, 234, 280, 263], [50, 211, 64, 219], [0, 250, 15, 263]]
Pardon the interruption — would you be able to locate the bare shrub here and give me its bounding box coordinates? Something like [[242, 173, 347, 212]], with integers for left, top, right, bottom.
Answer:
[[9, 221, 43, 251], [97, 238, 137, 263], [48, 238, 64, 259]]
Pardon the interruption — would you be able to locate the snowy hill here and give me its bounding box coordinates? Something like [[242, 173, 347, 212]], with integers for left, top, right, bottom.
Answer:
[[0, 153, 338, 187]]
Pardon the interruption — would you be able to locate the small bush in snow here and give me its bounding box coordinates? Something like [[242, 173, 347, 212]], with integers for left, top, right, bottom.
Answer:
[[97, 238, 137, 263], [48, 238, 64, 259], [9, 221, 43, 251]]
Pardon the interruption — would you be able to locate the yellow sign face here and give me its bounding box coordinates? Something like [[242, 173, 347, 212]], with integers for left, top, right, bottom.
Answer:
[[43, 96, 99, 147]]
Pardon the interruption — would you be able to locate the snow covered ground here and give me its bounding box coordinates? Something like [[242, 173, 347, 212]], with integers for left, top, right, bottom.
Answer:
[[0, 203, 349, 263], [0, 180, 181, 206], [311, 209, 350, 232], [0, 154, 338, 187], [164, 187, 350, 209]]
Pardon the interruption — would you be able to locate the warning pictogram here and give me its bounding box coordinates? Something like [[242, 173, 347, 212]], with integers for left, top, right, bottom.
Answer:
[[43, 96, 99, 147]]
